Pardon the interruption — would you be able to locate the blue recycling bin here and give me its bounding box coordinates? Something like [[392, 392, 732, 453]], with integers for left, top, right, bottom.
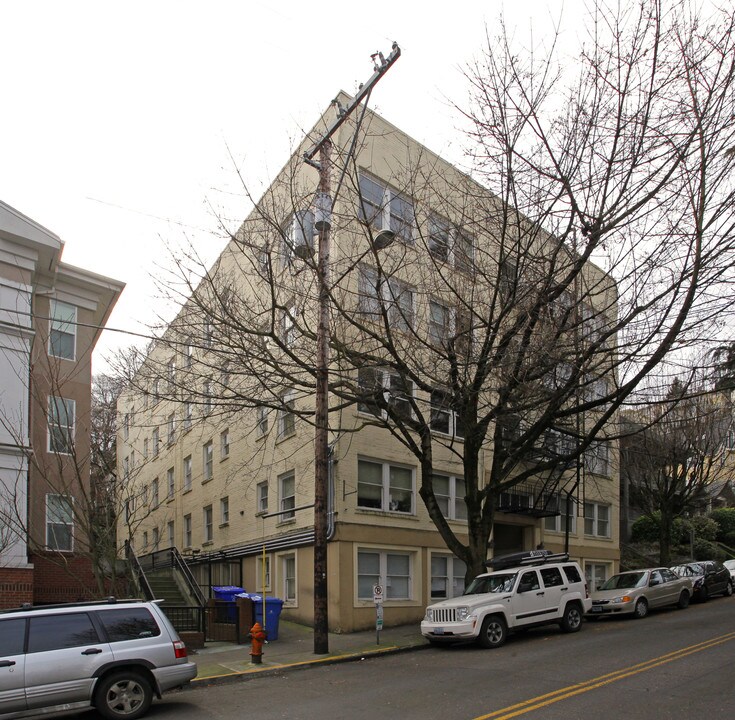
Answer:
[[212, 586, 245, 622], [237, 594, 284, 640]]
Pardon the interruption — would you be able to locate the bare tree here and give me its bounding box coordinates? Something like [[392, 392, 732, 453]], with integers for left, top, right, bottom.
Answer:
[[621, 374, 732, 564], [126, 0, 735, 582]]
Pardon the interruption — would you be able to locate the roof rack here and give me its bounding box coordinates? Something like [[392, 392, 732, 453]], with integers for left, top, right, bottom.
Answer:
[[484, 549, 570, 571], [0, 597, 145, 615]]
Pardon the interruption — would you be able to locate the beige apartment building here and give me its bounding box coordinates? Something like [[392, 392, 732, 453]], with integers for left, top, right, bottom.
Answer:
[[118, 96, 620, 632]]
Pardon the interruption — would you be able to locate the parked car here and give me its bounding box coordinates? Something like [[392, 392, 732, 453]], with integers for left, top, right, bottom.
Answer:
[[670, 561, 733, 601], [588, 568, 692, 618], [724, 559, 735, 586], [420, 550, 591, 649], [0, 598, 196, 720]]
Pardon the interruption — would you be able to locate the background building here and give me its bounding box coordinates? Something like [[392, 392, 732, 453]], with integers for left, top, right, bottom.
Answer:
[[0, 200, 123, 606], [118, 98, 620, 631]]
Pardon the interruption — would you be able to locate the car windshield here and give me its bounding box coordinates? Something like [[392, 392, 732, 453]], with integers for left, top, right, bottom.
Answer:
[[671, 564, 704, 577], [600, 572, 647, 590], [724, 560, 735, 571], [464, 573, 517, 595]]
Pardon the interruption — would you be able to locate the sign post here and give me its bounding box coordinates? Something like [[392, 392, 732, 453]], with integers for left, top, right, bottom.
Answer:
[[373, 584, 384, 644]]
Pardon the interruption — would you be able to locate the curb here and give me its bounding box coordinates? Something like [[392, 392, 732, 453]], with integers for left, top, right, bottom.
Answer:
[[189, 641, 429, 687]]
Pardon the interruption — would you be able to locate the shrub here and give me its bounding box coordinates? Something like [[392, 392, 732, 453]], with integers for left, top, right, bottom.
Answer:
[[709, 508, 735, 542]]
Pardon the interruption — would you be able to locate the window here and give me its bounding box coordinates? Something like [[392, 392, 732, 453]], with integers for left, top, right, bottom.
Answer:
[[432, 474, 467, 520], [257, 481, 269, 513], [167, 521, 175, 547], [540, 567, 564, 588], [278, 391, 296, 438], [584, 502, 611, 537], [358, 173, 413, 244], [431, 554, 467, 599], [256, 555, 271, 591], [203, 505, 213, 543], [48, 396, 75, 454], [357, 266, 414, 331], [203, 380, 213, 415], [585, 562, 610, 590], [123, 412, 130, 441], [152, 478, 159, 507], [28, 613, 99, 653], [123, 456, 129, 480], [203, 441, 213, 481], [357, 550, 412, 600], [184, 343, 193, 368], [281, 306, 297, 347], [152, 428, 160, 456], [204, 320, 213, 348], [428, 215, 450, 262], [183, 401, 192, 430], [167, 357, 176, 389], [183, 455, 192, 491], [152, 527, 159, 550], [257, 406, 268, 436], [220, 428, 230, 459], [357, 368, 413, 421], [166, 467, 175, 498], [0, 618, 26, 656], [143, 438, 149, 459], [98, 608, 161, 642], [220, 496, 229, 525], [544, 508, 577, 534], [543, 428, 576, 459], [282, 554, 296, 603], [183, 514, 192, 548], [428, 300, 451, 346], [279, 472, 295, 520], [454, 231, 474, 272], [166, 413, 175, 445], [357, 459, 414, 513], [46, 494, 73, 551], [430, 388, 464, 438], [153, 378, 160, 400], [584, 441, 610, 476], [49, 300, 76, 360]]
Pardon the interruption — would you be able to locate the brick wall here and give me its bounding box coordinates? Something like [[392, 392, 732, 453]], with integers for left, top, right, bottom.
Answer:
[[31, 553, 97, 604], [0, 567, 34, 608]]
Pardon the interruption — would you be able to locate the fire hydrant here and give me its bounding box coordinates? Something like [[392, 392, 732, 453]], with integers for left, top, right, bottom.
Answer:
[[249, 622, 267, 664]]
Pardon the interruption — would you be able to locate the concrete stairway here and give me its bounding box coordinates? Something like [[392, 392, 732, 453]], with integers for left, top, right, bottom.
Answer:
[[146, 571, 189, 606]]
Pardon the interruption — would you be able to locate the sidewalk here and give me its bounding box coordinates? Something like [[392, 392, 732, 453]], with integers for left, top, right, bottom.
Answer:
[[189, 620, 427, 683]]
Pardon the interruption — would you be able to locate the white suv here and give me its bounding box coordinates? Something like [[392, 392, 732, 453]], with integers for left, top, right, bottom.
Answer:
[[0, 598, 196, 720], [421, 551, 592, 648]]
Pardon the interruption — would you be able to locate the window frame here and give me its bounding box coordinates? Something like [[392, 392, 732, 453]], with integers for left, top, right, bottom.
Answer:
[[45, 493, 74, 552], [257, 481, 269, 514], [220, 496, 229, 525], [357, 173, 414, 245], [47, 396, 75, 455], [278, 391, 296, 438], [183, 513, 192, 548], [357, 458, 415, 514], [357, 367, 414, 421], [49, 299, 77, 361], [203, 440, 214, 481], [183, 455, 192, 492], [431, 474, 467, 521], [278, 471, 296, 521], [220, 428, 230, 459], [203, 505, 213, 543], [430, 552, 467, 600], [166, 467, 175, 499], [430, 387, 464, 439], [584, 502, 611, 538], [356, 548, 414, 601]]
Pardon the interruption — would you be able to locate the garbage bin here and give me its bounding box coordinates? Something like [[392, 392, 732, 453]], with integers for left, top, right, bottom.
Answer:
[[237, 594, 284, 641], [212, 586, 245, 622], [212, 586, 245, 602]]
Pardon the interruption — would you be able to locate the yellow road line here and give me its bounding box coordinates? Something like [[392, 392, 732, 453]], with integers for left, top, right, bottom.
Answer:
[[473, 631, 735, 720]]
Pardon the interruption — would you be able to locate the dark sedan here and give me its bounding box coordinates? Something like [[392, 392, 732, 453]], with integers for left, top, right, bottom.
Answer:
[[670, 561, 733, 601]]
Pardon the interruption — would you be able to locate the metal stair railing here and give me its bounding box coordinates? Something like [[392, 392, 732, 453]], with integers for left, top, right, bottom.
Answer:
[[170, 546, 206, 607], [124, 540, 154, 601]]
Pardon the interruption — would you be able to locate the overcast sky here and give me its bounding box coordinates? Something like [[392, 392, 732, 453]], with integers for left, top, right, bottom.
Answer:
[[1, 0, 587, 370]]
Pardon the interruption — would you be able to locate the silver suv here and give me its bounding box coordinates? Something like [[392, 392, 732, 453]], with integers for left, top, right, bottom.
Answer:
[[0, 598, 196, 719], [421, 551, 592, 648]]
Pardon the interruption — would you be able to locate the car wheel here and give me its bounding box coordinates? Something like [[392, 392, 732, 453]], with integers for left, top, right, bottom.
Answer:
[[677, 590, 690, 609], [94, 671, 153, 720], [633, 598, 648, 619], [478, 615, 507, 649], [560, 603, 583, 633], [724, 581, 733, 598]]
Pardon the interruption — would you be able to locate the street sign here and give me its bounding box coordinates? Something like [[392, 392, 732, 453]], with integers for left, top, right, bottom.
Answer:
[[373, 584, 384, 604], [376, 603, 384, 630]]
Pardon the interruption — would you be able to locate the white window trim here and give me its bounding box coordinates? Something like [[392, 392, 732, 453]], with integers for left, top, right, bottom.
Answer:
[[278, 391, 296, 439], [357, 458, 415, 514], [183, 456, 193, 492], [429, 388, 464, 439], [45, 493, 74, 552], [278, 552, 297, 606], [220, 428, 230, 459], [357, 367, 414, 421], [203, 505, 213, 543], [183, 514, 192, 549], [256, 554, 272, 592], [220, 496, 229, 525], [358, 173, 415, 245], [358, 266, 415, 331], [354, 545, 419, 605], [278, 471, 296, 521], [431, 473, 467, 521], [47, 396, 75, 455], [429, 552, 468, 600], [584, 502, 611, 538], [256, 481, 269, 514], [49, 299, 77, 361], [203, 441, 214, 481]]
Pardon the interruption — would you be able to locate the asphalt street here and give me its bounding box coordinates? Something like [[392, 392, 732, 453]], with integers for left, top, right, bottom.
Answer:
[[83, 595, 735, 720]]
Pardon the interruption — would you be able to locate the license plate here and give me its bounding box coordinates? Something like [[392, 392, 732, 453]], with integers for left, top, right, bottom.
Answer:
[[591, 606, 603, 613], [433, 628, 445, 635]]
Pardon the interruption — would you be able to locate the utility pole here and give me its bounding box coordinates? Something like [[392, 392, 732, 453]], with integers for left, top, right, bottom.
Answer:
[[305, 43, 400, 655]]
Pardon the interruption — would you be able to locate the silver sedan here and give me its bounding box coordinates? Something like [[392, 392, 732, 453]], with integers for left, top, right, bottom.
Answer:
[[587, 568, 693, 619]]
